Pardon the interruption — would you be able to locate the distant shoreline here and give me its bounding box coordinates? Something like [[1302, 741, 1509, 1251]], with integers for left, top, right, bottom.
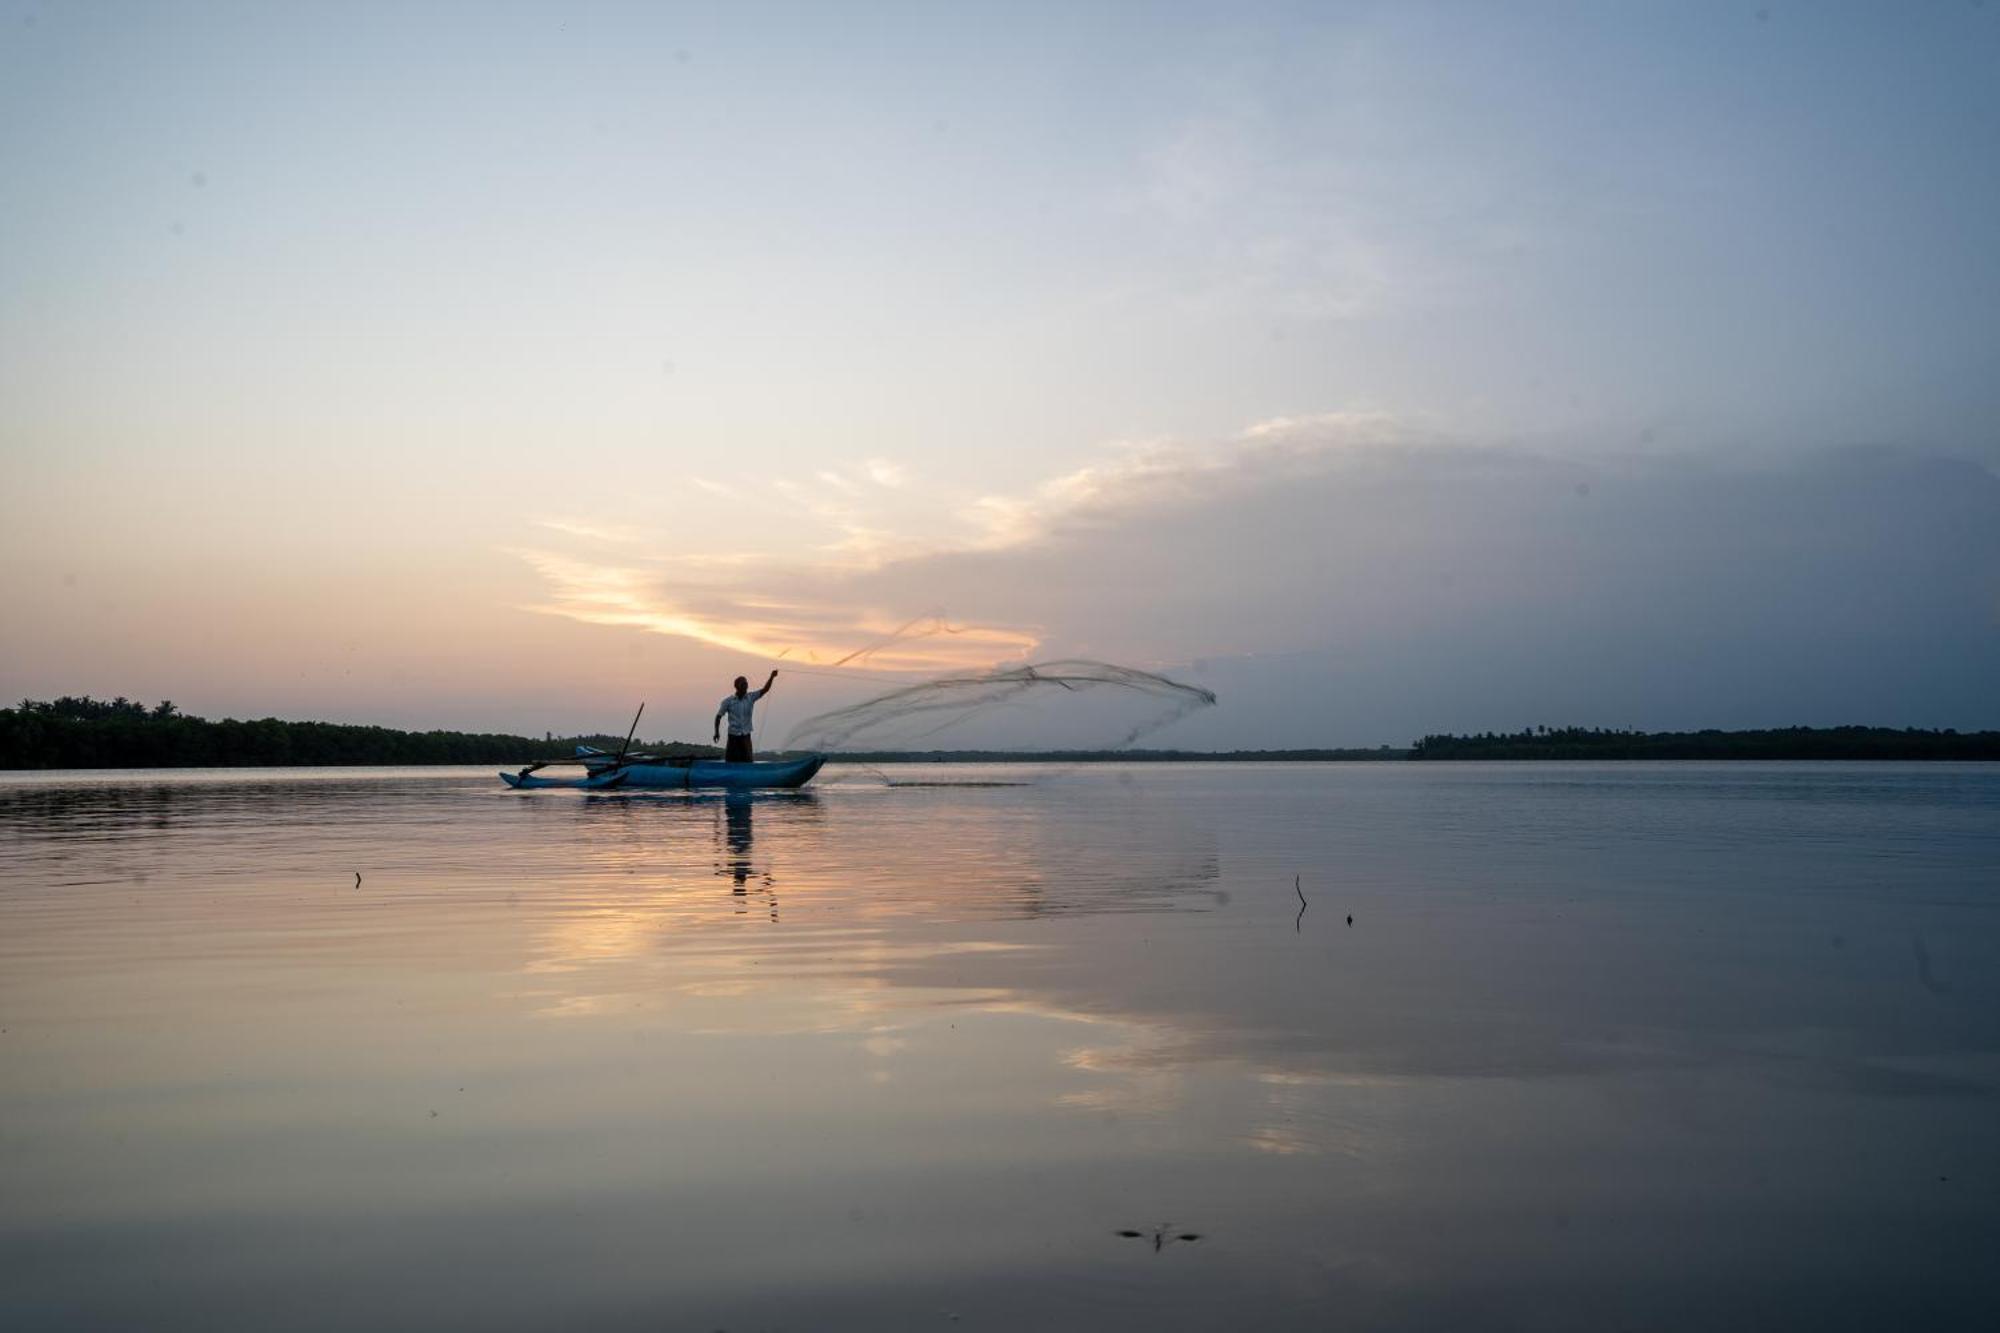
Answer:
[[4, 699, 1997, 768], [1406, 726, 2000, 762]]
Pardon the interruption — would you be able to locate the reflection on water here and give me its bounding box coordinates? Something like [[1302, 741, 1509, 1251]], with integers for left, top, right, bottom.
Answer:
[[2, 763, 1998, 1330]]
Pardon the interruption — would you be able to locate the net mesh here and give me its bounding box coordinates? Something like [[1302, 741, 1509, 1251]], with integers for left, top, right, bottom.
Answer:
[[782, 659, 1217, 753]]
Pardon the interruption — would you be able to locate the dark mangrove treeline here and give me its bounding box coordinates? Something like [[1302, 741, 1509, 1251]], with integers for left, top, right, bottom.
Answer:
[[1409, 725, 2000, 761], [831, 747, 1410, 763], [0, 697, 719, 770], [7, 699, 1998, 769]]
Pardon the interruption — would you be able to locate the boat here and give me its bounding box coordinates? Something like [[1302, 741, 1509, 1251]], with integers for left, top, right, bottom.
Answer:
[[500, 749, 825, 791]]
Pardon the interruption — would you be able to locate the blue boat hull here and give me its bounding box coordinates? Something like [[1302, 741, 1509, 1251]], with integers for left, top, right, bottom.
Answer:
[[500, 754, 825, 791]]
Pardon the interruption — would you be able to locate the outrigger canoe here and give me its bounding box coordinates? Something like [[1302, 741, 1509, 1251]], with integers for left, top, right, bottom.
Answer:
[[500, 751, 825, 791]]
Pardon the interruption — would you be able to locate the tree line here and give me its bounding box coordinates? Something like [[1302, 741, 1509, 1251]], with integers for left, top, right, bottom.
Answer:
[[832, 747, 1411, 763], [1, 697, 719, 769], [1408, 724, 2000, 761], [5, 699, 1996, 768]]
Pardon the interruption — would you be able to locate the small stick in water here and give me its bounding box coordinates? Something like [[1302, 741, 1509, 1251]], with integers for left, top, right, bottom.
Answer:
[[1115, 1224, 1202, 1253]]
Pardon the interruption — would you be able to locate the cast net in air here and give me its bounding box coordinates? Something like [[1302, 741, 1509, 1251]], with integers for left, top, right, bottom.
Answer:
[[781, 659, 1218, 753]]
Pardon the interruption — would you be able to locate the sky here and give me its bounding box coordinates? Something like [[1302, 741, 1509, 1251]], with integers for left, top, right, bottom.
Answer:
[[3, 1, 1997, 748]]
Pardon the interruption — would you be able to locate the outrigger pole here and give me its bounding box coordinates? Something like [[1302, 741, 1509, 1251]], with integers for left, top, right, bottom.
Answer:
[[611, 703, 645, 769], [513, 702, 647, 784]]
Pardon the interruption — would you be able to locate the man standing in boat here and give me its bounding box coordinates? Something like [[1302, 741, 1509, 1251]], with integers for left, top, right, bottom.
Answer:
[[714, 670, 778, 763]]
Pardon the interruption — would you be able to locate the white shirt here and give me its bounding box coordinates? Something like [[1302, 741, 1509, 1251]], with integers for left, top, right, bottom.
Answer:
[[717, 688, 767, 736]]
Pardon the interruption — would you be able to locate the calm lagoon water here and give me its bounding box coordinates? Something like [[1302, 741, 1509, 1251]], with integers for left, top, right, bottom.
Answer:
[[3, 762, 1997, 1330]]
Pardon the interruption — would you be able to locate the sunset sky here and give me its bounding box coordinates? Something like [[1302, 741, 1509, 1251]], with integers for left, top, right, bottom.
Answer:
[[4, 2, 1997, 748]]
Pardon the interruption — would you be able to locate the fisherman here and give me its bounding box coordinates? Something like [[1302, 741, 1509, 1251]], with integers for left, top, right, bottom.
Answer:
[[714, 670, 778, 763]]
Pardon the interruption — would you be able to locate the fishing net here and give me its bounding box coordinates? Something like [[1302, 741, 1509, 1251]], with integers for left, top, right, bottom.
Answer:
[[781, 659, 1217, 753]]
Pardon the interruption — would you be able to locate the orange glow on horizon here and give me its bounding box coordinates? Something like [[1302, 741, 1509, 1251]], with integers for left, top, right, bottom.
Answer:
[[512, 547, 1040, 673]]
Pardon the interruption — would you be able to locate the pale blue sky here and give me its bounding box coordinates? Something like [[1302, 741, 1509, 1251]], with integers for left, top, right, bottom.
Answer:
[[3, 2, 1996, 742]]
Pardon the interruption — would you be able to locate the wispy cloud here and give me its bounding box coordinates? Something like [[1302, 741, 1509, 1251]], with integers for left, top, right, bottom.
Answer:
[[865, 458, 907, 488], [962, 411, 1423, 548], [512, 413, 1434, 671], [531, 516, 646, 545], [510, 545, 1036, 672]]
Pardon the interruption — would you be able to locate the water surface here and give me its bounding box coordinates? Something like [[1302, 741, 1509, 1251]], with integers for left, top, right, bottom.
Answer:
[[3, 763, 1997, 1329]]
